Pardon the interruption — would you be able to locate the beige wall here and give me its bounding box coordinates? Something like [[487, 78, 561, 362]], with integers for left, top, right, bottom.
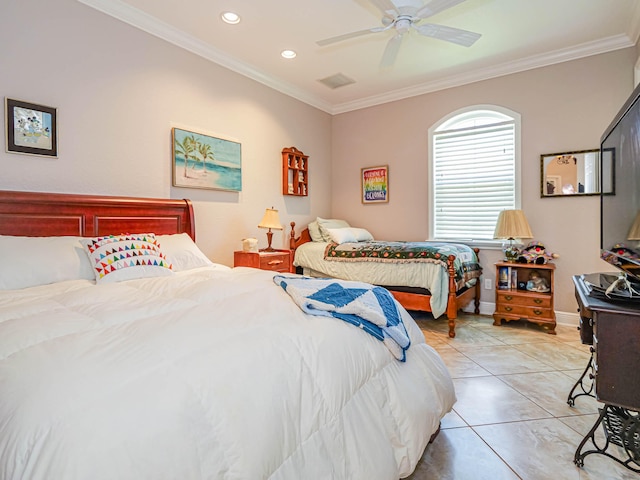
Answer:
[[2, 0, 637, 320], [0, 0, 332, 266], [330, 49, 636, 317]]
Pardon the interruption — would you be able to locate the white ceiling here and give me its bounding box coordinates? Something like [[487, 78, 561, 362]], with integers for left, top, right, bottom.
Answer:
[[79, 0, 640, 114]]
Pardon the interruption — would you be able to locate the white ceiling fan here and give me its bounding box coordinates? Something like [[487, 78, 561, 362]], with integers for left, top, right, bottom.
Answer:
[[316, 0, 481, 68]]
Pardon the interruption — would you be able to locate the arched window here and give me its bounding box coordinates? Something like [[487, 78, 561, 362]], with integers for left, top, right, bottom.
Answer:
[[428, 106, 521, 243]]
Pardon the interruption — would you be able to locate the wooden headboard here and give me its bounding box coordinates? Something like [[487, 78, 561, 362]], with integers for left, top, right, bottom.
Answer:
[[0, 190, 195, 240], [289, 221, 312, 251]]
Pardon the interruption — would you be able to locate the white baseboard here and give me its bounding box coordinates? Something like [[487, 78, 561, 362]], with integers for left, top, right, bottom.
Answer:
[[463, 302, 580, 327]]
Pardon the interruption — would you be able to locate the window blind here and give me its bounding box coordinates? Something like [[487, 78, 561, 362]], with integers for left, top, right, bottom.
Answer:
[[433, 119, 515, 240]]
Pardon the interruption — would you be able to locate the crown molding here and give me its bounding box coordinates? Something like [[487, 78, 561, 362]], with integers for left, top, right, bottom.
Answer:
[[332, 34, 635, 114], [77, 0, 334, 113], [78, 0, 636, 116]]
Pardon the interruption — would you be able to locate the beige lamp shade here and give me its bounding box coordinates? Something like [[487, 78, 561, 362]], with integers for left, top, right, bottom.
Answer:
[[258, 208, 283, 231], [627, 211, 640, 240], [258, 207, 283, 251], [493, 209, 534, 240]]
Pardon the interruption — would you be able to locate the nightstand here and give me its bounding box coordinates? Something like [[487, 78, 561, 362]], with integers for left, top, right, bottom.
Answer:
[[493, 261, 556, 334], [233, 250, 293, 273]]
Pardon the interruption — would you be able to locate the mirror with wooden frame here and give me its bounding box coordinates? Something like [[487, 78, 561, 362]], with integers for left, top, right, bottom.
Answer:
[[540, 149, 614, 197]]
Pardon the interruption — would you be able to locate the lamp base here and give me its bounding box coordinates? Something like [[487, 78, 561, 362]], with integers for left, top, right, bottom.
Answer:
[[503, 245, 520, 262], [261, 230, 275, 252]]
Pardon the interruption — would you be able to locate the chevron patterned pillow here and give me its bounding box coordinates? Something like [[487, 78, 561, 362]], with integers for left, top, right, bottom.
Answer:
[[81, 233, 173, 284]]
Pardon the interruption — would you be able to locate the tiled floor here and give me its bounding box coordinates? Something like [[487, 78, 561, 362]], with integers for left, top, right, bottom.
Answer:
[[405, 313, 639, 480]]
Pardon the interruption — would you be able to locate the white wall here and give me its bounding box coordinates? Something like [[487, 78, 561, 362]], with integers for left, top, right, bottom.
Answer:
[[330, 49, 637, 317], [0, 0, 333, 266]]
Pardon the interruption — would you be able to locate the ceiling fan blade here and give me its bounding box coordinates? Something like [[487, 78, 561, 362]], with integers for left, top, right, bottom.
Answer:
[[316, 24, 390, 47], [380, 34, 403, 68], [369, 0, 398, 16], [317, 28, 377, 47], [413, 23, 481, 47], [415, 0, 467, 19]]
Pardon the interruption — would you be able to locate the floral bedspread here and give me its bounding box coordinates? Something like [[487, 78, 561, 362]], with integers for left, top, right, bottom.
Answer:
[[324, 241, 482, 289]]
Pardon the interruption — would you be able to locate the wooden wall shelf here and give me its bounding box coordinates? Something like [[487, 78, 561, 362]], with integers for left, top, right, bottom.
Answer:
[[282, 146, 308, 196]]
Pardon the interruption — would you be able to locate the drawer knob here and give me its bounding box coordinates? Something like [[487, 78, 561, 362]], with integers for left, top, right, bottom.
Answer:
[[268, 259, 283, 265], [504, 295, 513, 301], [533, 309, 543, 315], [505, 306, 512, 312], [534, 298, 543, 304]]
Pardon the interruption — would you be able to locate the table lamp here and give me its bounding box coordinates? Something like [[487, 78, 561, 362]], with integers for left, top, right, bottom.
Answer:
[[258, 207, 283, 252], [493, 209, 533, 262], [627, 211, 640, 244]]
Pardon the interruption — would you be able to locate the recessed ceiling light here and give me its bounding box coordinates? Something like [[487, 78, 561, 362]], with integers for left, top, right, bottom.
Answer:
[[221, 12, 240, 24], [281, 50, 297, 59]]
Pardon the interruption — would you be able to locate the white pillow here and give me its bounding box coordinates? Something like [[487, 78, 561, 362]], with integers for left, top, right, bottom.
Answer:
[[0, 235, 95, 290], [316, 217, 351, 242], [81, 233, 173, 284], [326, 227, 374, 244], [307, 221, 324, 242], [156, 233, 213, 272], [326, 228, 357, 244], [351, 227, 374, 242]]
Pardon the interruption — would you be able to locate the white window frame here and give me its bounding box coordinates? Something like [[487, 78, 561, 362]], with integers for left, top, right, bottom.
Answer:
[[428, 104, 522, 248]]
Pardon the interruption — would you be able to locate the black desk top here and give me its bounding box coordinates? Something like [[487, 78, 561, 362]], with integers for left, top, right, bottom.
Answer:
[[573, 274, 640, 315]]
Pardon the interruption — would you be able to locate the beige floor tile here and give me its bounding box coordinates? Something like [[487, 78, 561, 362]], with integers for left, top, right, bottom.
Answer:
[[474, 418, 638, 480], [438, 326, 506, 348], [406, 427, 519, 480], [482, 328, 559, 345], [452, 376, 552, 425], [497, 371, 599, 417], [487, 319, 559, 335], [415, 316, 507, 348], [440, 409, 467, 429], [560, 411, 634, 470], [453, 345, 556, 375], [553, 324, 583, 343], [558, 413, 602, 437], [561, 340, 592, 352], [436, 348, 492, 378], [405, 313, 638, 478], [513, 341, 591, 370]]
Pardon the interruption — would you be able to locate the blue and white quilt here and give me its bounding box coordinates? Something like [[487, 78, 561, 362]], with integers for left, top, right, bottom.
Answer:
[[273, 274, 411, 361]]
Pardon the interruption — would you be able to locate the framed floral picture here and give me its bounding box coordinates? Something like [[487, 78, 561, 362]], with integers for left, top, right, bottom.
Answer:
[[172, 127, 242, 191], [5, 98, 57, 157], [361, 165, 389, 204]]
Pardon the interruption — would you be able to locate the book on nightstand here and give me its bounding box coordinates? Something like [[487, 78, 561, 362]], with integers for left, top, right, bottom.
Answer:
[[498, 266, 510, 289]]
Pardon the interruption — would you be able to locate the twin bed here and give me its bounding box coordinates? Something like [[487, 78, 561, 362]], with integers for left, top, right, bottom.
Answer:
[[0, 190, 456, 480], [289, 221, 482, 338]]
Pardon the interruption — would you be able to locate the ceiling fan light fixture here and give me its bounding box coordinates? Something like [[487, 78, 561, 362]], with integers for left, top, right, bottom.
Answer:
[[281, 49, 297, 59], [315, 0, 481, 67], [220, 11, 240, 24]]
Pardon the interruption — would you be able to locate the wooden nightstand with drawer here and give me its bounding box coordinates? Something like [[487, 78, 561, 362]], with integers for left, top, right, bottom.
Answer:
[[493, 261, 556, 334], [233, 250, 293, 273]]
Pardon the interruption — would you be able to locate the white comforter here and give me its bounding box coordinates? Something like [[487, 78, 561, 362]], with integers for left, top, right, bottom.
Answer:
[[0, 266, 455, 480]]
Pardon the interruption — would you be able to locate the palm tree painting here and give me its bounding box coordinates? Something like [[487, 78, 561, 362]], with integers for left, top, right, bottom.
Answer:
[[172, 127, 242, 191]]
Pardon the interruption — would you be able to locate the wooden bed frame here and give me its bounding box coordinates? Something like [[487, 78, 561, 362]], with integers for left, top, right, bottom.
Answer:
[[0, 189, 478, 338], [289, 222, 481, 338], [0, 190, 195, 239]]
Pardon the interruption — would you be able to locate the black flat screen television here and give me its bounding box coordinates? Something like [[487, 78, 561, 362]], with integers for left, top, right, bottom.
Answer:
[[600, 81, 640, 288]]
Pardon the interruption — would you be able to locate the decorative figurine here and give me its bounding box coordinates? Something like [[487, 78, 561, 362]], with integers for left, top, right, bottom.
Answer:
[[516, 241, 559, 265], [526, 270, 550, 293]]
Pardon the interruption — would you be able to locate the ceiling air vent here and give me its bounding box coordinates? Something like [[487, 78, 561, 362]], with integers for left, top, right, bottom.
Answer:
[[317, 73, 355, 90]]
